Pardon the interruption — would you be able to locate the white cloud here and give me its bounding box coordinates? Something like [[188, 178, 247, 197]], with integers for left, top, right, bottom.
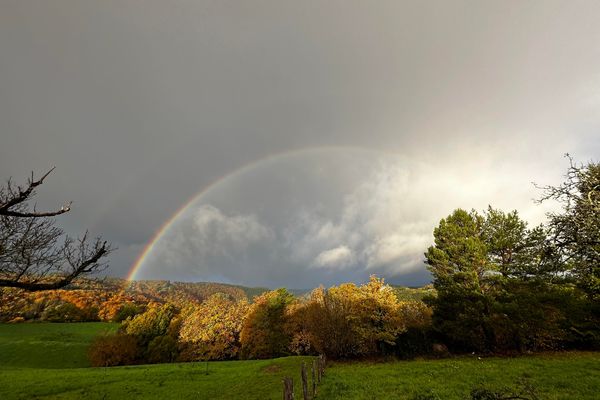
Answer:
[[283, 153, 561, 278], [312, 245, 355, 270], [365, 234, 428, 270]]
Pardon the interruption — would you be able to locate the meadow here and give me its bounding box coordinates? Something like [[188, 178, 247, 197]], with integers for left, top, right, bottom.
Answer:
[[0, 322, 598, 399], [0, 322, 313, 400], [319, 353, 600, 399], [0, 322, 118, 369]]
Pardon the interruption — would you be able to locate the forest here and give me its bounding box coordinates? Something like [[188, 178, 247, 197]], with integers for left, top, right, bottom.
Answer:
[[2, 158, 597, 368]]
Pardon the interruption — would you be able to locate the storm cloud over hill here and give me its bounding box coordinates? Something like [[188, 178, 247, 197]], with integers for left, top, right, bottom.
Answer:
[[1, 1, 599, 287]]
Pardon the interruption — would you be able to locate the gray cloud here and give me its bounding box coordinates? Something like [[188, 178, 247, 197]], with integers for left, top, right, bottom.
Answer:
[[136, 148, 574, 288], [1, 1, 599, 286]]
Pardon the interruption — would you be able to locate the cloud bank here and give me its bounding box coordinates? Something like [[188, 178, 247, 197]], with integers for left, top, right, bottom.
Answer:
[[1, 2, 598, 285], [138, 148, 564, 288]]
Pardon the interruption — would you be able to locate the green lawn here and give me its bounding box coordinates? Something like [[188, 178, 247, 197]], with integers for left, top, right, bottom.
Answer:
[[319, 352, 600, 400], [0, 356, 315, 400], [0, 322, 118, 368], [0, 322, 599, 399], [0, 322, 314, 400]]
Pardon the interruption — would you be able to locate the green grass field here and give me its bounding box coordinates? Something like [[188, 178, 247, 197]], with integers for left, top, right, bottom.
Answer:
[[0, 322, 598, 399], [0, 355, 315, 400], [0, 322, 118, 368], [319, 353, 600, 399], [0, 322, 313, 400]]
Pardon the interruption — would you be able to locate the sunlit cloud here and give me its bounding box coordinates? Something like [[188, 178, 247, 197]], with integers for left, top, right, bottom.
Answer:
[[312, 246, 355, 270]]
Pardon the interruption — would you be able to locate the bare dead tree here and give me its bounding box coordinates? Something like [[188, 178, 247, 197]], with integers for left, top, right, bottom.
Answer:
[[0, 168, 112, 291]]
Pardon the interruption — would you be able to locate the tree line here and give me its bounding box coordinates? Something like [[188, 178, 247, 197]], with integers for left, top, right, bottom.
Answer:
[[426, 156, 598, 353], [1, 157, 598, 364], [88, 156, 598, 365]]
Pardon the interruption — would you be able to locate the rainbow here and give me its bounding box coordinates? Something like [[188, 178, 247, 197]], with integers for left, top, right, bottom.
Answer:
[[126, 146, 388, 281]]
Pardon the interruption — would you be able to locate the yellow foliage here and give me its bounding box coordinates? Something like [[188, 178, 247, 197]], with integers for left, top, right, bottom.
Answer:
[[240, 289, 294, 359], [179, 294, 249, 361], [302, 276, 407, 358]]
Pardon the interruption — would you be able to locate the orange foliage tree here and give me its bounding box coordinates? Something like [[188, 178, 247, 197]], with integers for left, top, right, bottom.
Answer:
[[122, 303, 177, 345], [240, 288, 295, 359], [303, 276, 406, 358], [178, 294, 249, 361]]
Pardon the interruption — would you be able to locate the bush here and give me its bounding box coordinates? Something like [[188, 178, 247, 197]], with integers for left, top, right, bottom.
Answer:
[[396, 327, 434, 359], [469, 377, 538, 400], [122, 303, 177, 345], [41, 300, 97, 322], [112, 302, 144, 322], [88, 334, 141, 367], [146, 335, 179, 364]]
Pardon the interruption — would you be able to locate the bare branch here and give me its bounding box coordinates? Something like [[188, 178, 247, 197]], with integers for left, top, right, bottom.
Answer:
[[0, 168, 72, 217], [0, 168, 112, 291]]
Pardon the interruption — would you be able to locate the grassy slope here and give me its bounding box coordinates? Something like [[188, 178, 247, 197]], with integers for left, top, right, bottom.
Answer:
[[0, 322, 313, 400], [0, 322, 117, 368], [1, 323, 599, 399], [0, 356, 314, 400], [319, 353, 600, 400]]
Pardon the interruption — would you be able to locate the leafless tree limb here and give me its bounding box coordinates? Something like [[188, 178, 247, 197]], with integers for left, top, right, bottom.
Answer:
[[0, 169, 112, 291]]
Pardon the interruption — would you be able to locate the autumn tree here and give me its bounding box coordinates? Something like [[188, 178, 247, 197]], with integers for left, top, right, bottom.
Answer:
[[285, 301, 314, 355], [122, 303, 177, 345], [179, 294, 249, 361], [303, 276, 405, 358], [88, 334, 141, 367], [240, 288, 294, 359], [0, 169, 111, 291]]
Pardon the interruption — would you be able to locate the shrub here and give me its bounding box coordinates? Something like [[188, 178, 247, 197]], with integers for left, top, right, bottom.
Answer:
[[469, 377, 538, 400], [146, 335, 179, 364], [112, 302, 144, 322], [88, 334, 141, 367], [41, 300, 97, 322], [396, 327, 434, 359], [396, 300, 434, 358], [122, 303, 177, 345]]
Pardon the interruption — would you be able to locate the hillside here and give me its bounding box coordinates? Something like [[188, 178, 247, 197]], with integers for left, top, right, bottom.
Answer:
[[0, 323, 597, 400], [0, 277, 434, 323], [0, 278, 269, 322]]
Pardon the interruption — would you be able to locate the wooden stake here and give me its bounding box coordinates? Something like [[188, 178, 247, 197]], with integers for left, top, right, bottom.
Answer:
[[283, 377, 294, 400], [301, 362, 309, 400]]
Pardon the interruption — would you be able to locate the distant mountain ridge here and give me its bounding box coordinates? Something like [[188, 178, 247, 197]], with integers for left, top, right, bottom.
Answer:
[[0, 278, 271, 322], [0, 277, 433, 323]]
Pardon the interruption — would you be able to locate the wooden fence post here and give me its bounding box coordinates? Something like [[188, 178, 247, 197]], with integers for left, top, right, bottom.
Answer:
[[283, 377, 294, 400], [317, 355, 324, 382], [301, 362, 309, 400], [311, 360, 317, 397]]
